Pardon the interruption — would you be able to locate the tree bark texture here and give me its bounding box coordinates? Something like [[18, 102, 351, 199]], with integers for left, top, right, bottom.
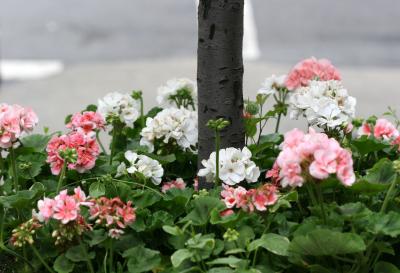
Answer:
[[197, 0, 245, 188]]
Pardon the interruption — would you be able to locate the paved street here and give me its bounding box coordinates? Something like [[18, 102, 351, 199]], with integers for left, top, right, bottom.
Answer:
[[1, 0, 400, 66]]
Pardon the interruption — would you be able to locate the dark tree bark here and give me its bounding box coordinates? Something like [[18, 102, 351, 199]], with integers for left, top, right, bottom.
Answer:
[[197, 0, 245, 188]]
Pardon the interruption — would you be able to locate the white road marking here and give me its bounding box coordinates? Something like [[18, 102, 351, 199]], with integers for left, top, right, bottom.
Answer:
[[0, 60, 64, 81], [195, 0, 261, 61]]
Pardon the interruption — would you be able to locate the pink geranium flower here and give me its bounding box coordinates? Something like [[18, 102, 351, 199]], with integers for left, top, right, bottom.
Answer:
[[285, 57, 341, 90], [161, 178, 186, 193], [271, 128, 355, 187], [0, 103, 38, 148], [46, 131, 100, 175], [221, 184, 278, 213], [358, 118, 400, 151], [53, 196, 79, 224], [67, 111, 105, 134]]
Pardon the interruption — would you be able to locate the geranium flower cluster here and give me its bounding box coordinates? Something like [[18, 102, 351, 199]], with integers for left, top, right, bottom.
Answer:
[[0, 103, 38, 148], [161, 178, 186, 193], [46, 130, 100, 175], [257, 74, 287, 96], [117, 151, 164, 185], [89, 197, 136, 239], [35, 187, 91, 224], [285, 57, 341, 90], [269, 128, 355, 188], [67, 111, 105, 134], [10, 219, 42, 247], [198, 147, 260, 185], [140, 107, 198, 152], [289, 80, 356, 129], [221, 183, 278, 212], [98, 92, 140, 127], [156, 78, 197, 109], [358, 118, 400, 150]]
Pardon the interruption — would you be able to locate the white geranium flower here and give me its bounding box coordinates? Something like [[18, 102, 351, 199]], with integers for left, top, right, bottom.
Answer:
[[98, 92, 140, 127], [156, 78, 197, 109], [257, 74, 287, 96], [116, 151, 164, 185], [289, 80, 356, 129], [198, 147, 260, 185], [140, 107, 198, 152]]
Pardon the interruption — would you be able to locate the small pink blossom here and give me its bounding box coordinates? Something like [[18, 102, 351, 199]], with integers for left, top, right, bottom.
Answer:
[[373, 118, 399, 139], [46, 131, 100, 175], [285, 57, 341, 90], [37, 198, 56, 221], [358, 118, 400, 151], [53, 196, 79, 224], [89, 197, 136, 239], [67, 111, 105, 134], [0, 103, 38, 148], [273, 128, 355, 187], [221, 184, 278, 213], [161, 178, 186, 193], [220, 209, 234, 217]]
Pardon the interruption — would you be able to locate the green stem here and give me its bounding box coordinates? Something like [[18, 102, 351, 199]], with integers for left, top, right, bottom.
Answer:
[[9, 145, 19, 191], [315, 183, 327, 225], [109, 124, 118, 166], [30, 245, 55, 273], [274, 113, 282, 133], [215, 130, 220, 185], [79, 238, 95, 273], [380, 174, 398, 213], [56, 161, 67, 193], [140, 97, 145, 128], [305, 183, 318, 207], [96, 131, 107, 155], [108, 239, 114, 273]]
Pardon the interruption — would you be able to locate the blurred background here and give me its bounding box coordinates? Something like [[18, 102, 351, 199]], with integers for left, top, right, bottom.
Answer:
[[1, 0, 400, 131]]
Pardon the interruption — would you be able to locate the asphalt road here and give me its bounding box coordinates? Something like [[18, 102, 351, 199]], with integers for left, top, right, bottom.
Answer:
[[1, 0, 400, 66]]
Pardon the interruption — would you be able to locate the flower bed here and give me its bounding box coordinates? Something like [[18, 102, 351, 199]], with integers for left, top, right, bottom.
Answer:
[[1, 61, 400, 273]]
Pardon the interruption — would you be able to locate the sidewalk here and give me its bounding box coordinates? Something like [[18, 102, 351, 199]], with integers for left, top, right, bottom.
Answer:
[[1, 58, 399, 133]]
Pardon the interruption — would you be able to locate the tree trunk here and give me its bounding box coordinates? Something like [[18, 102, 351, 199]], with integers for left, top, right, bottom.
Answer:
[[197, 0, 245, 188]]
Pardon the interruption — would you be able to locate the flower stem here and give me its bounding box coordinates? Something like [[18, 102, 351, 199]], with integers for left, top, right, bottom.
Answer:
[[30, 245, 55, 273], [215, 129, 221, 185], [108, 239, 114, 273], [109, 124, 118, 166], [78, 238, 95, 273], [96, 131, 107, 155], [9, 145, 19, 191], [139, 96, 145, 128], [380, 174, 398, 213], [315, 183, 327, 225], [274, 113, 282, 133], [56, 161, 67, 193]]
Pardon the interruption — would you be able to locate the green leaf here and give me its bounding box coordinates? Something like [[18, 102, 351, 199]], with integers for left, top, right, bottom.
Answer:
[[206, 256, 244, 266], [374, 262, 400, 273], [289, 229, 366, 256], [182, 196, 224, 226], [364, 158, 397, 184], [162, 225, 182, 236], [65, 245, 95, 262], [309, 265, 337, 273], [0, 190, 37, 209], [352, 136, 391, 156], [171, 249, 192, 268], [17, 154, 46, 179], [208, 268, 235, 273], [53, 254, 74, 273], [21, 134, 53, 152], [123, 245, 161, 273], [88, 229, 108, 247], [131, 189, 162, 209], [248, 233, 290, 256], [366, 211, 400, 237], [89, 181, 105, 198]]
